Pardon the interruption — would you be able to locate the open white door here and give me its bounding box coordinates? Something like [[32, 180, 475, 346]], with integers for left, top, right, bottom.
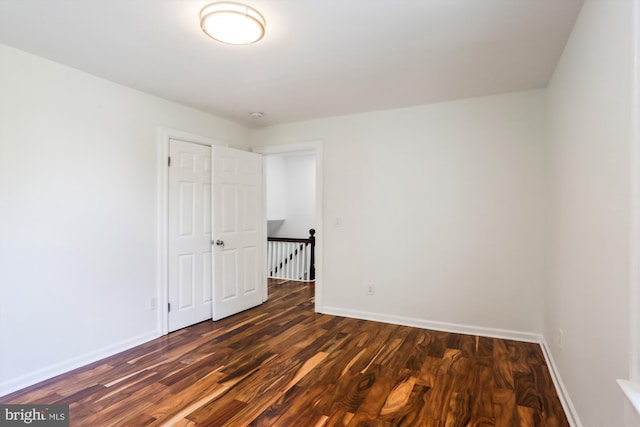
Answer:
[[168, 139, 213, 332], [212, 146, 264, 321]]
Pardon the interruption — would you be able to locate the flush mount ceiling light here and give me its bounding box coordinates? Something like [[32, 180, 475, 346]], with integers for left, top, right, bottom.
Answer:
[[200, 2, 265, 45]]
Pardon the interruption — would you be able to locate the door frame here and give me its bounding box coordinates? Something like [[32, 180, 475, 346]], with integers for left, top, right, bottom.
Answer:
[[157, 127, 228, 335], [253, 141, 324, 313]]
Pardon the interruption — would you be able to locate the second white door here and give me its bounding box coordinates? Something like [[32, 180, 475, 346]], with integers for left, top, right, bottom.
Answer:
[[212, 146, 264, 320]]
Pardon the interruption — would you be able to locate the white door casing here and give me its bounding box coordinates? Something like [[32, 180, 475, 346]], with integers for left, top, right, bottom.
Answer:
[[168, 139, 213, 332], [212, 146, 264, 321]]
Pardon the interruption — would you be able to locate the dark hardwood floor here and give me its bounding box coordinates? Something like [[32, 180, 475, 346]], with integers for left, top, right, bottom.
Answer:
[[1, 280, 569, 426]]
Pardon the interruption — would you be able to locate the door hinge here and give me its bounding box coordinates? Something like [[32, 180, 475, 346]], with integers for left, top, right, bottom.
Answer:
[[168, 156, 171, 167], [168, 303, 171, 312]]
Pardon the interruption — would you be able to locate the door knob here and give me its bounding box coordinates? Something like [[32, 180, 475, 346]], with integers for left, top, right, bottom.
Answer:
[[214, 240, 224, 247]]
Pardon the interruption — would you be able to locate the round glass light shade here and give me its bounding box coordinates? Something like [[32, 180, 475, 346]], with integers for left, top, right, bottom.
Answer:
[[200, 2, 265, 45]]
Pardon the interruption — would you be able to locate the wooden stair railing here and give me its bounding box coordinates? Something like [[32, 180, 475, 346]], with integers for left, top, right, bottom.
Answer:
[[267, 229, 315, 281]]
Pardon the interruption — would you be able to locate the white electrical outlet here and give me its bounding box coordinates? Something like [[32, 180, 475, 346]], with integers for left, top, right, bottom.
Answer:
[[557, 328, 564, 347], [149, 297, 157, 311], [366, 283, 375, 296]]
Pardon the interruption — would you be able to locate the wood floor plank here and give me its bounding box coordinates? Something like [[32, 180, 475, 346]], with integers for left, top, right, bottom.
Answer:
[[443, 390, 472, 427], [379, 374, 417, 415], [493, 388, 519, 427], [247, 382, 325, 426], [0, 280, 570, 426], [517, 405, 538, 427], [145, 372, 226, 425], [469, 362, 497, 425], [493, 339, 516, 390]]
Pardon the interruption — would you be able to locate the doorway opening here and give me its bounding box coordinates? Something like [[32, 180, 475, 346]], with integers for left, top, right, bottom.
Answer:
[[265, 151, 316, 282], [255, 141, 324, 313]]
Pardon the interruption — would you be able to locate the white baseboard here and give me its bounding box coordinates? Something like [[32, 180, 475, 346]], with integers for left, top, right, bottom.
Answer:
[[321, 306, 582, 427], [321, 306, 541, 343], [539, 337, 583, 427], [0, 330, 161, 398]]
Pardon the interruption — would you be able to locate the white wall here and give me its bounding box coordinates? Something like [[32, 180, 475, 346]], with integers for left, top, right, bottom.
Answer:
[[0, 43, 248, 395], [267, 153, 316, 238], [250, 90, 547, 334], [545, 1, 640, 426], [266, 155, 287, 221]]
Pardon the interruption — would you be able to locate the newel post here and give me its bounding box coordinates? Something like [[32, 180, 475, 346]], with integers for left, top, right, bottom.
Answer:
[[309, 228, 316, 281]]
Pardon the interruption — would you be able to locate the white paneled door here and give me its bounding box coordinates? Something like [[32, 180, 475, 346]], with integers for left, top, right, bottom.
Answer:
[[168, 139, 213, 332], [212, 146, 264, 321]]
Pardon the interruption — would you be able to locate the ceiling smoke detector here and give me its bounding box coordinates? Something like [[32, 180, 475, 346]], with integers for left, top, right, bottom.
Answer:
[[249, 112, 264, 118]]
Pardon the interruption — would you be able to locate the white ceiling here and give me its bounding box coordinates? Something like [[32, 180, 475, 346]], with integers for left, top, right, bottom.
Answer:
[[0, 0, 584, 128]]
